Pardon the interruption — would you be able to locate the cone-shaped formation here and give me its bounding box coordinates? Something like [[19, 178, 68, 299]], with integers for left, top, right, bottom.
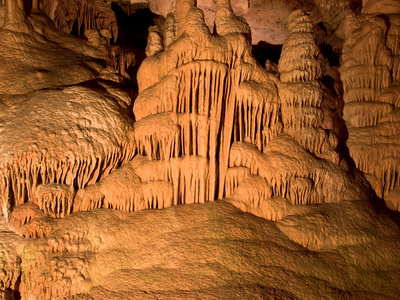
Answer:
[[132, 4, 367, 221], [340, 5, 400, 206], [214, 0, 252, 43], [362, 0, 400, 15], [175, 0, 196, 37], [225, 133, 358, 220], [163, 13, 177, 49], [278, 10, 339, 164], [4, 0, 25, 24]]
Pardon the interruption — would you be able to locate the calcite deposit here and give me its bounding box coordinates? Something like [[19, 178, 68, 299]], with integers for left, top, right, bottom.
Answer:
[[341, 0, 400, 209], [0, 0, 399, 299]]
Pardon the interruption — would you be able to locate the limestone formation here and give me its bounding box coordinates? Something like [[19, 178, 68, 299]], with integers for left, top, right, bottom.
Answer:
[[40, 0, 118, 40], [134, 0, 281, 206], [0, 1, 136, 223], [278, 10, 339, 164], [340, 0, 400, 207], [0, 0, 399, 299]]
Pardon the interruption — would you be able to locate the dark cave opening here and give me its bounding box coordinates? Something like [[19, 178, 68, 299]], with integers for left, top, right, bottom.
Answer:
[[111, 2, 162, 90], [251, 41, 283, 67]]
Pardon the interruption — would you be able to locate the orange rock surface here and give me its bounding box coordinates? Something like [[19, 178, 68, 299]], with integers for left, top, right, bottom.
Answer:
[[0, 0, 399, 299]]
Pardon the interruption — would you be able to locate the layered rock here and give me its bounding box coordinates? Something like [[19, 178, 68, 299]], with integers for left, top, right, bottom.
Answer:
[[133, 0, 280, 207], [278, 10, 339, 164], [0, 1, 136, 224], [133, 2, 370, 221], [340, 0, 400, 208]]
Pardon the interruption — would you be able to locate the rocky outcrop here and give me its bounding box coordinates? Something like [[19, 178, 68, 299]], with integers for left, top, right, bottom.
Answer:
[[0, 1, 136, 222], [133, 0, 280, 207], [340, 0, 400, 208], [278, 10, 339, 164], [132, 3, 370, 221]]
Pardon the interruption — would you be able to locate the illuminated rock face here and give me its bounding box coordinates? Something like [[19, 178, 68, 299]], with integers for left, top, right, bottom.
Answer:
[[341, 0, 400, 210], [132, 5, 364, 221], [0, 0, 400, 299], [133, 0, 280, 207], [0, 1, 136, 225]]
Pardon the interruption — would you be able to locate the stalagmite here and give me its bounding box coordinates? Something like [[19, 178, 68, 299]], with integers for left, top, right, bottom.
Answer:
[[175, 0, 196, 37], [228, 137, 352, 205], [145, 26, 164, 57], [278, 10, 339, 164], [3, 0, 25, 28], [163, 13, 177, 48], [134, 0, 280, 204], [226, 174, 288, 221], [214, 0, 251, 43]]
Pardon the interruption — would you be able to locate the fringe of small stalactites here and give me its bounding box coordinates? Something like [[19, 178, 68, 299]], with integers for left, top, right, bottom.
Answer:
[[132, 155, 210, 206], [347, 139, 400, 198], [0, 140, 136, 220], [73, 155, 209, 212], [228, 140, 351, 205], [71, 150, 224, 213], [40, 0, 118, 41], [72, 159, 173, 213]]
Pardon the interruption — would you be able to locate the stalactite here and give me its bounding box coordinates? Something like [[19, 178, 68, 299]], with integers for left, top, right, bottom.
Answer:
[[224, 167, 251, 197], [35, 184, 75, 218], [73, 160, 174, 213], [232, 80, 280, 151], [341, 65, 392, 93], [110, 45, 136, 79], [228, 138, 351, 205], [343, 102, 394, 127], [131, 155, 209, 206], [40, 0, 118, 41], [133, 75, 178, 121], [134, 112, 181, 161]]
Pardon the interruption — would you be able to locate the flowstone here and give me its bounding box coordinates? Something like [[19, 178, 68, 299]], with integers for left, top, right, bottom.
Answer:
[[0, 0, 399, 299]]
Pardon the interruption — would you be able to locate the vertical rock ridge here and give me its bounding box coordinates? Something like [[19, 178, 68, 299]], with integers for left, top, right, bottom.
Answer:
[[341, 1, 400, 206], [278, 10, 339, 164]]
